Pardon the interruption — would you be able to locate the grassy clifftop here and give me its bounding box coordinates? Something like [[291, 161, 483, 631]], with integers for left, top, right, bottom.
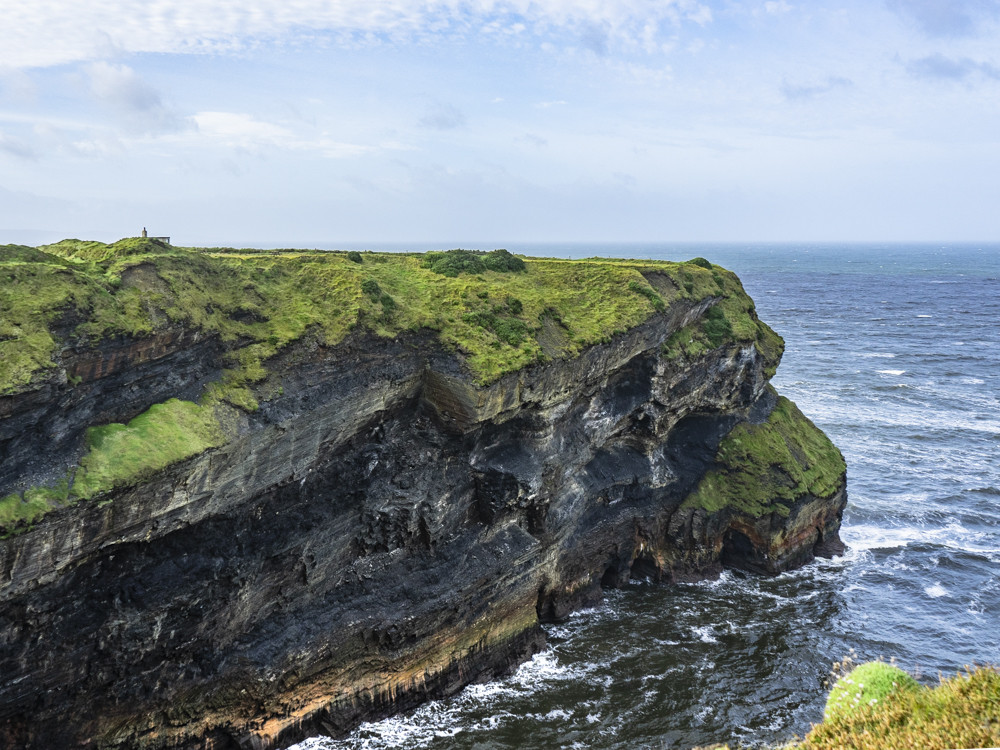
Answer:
[[0, 239, 782, 533], [1, 240, 779, 395]]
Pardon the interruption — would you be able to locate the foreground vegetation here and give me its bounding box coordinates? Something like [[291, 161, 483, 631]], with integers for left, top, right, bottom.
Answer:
[[0, 239, 781, 532], [802, 663, 1000, 750], [700, 662, 1000, 750]]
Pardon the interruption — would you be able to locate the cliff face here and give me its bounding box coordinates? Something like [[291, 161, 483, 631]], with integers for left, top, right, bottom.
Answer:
[[0, 243, 846, 750]]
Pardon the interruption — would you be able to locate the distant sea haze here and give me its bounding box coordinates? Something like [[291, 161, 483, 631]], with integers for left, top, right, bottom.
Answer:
[[296, 243, 1000, 750]]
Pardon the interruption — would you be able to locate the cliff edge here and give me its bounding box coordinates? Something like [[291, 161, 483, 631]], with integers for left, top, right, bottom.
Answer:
[[0, 241, 846, 749]]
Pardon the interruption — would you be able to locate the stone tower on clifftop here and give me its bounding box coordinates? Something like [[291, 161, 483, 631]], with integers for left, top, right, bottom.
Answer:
[[140, 227, 171, 244]]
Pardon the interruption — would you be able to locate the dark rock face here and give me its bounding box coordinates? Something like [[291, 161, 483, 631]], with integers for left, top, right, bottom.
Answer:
[[0, 326, 224, 498], [0, 307, 846, 750]]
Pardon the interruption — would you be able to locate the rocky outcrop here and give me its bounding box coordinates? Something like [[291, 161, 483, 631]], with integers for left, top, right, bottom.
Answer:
[[0, 280, 846, 750]]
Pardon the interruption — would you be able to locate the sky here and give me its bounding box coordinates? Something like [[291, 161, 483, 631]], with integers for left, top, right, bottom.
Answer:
[[1, 0, 999, 247]]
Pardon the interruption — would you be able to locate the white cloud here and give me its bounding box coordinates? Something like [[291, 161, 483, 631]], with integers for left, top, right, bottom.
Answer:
[[781, 76, 853, 101], [189, 111, 375, 157], [2, 0, 714, 69], [904, 53, 1000, 80], [419, 103, 466, 130], [886, 0, 1000, 38], [0, 67, 37, 102], [192, 112, 293, 149], [0, 131, 39, 160], [68, 136, 124, 159], [518, 132, 548, 146], [764, 1, 793, 14], [88, 62, 180, 133]]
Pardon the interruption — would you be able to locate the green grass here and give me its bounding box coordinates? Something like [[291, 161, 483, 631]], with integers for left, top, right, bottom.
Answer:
[[800, 664, 1000, 750], [824, 661, 920, 721], [0, 486, 63, 534], [0, 474, 73, 535], [683, 393, 846, 517], [0, 399, 226, 535], [71, 399, 226, 500], [1, 240, 769, 395], [628, 279, 666, 311]]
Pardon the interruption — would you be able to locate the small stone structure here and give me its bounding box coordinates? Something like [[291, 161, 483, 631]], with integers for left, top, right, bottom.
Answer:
[[141, 227, 171, 244]]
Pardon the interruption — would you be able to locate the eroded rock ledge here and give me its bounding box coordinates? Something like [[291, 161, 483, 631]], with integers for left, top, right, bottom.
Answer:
[[0, 246, 846, 750]]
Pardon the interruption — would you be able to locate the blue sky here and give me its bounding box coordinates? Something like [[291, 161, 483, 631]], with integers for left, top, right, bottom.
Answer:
[[1, 0, 999, 246]]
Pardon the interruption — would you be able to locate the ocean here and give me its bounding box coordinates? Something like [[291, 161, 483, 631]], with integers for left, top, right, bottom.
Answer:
[[297, 243, 1000, 750]]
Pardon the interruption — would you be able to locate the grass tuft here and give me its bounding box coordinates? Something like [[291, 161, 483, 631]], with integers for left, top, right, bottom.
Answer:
[[1, 489, 60, 534], [628, 279, 666, 311], [824, 661, 920, 721]]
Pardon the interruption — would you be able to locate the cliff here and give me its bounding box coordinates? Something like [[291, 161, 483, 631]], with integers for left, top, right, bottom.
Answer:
[[0, 241, 847, 749]]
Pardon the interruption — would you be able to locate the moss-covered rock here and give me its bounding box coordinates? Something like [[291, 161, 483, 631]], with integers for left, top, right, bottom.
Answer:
[[683, 393, 846, 518], [71, 399, 228, 500], [660, 264, 784, 377]]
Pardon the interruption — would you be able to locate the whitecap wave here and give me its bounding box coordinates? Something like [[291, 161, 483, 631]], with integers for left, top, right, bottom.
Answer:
[[843, 522, 1000, 561], [842, 524, 922, 551], [692, 625, 719, 643]]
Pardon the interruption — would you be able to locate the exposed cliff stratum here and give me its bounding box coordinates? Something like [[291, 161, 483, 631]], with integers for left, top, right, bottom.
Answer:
[[0, 240, 847, 749]]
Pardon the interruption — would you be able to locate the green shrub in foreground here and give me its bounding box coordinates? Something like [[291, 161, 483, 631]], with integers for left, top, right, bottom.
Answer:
[[803, 664, 1000, 750], [824, 661, 919, 720], [705, 663, 1000, 750]]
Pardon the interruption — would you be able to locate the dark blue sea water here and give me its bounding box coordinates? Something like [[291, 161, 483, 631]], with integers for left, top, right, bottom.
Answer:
[[299, 243, 1000, 750]]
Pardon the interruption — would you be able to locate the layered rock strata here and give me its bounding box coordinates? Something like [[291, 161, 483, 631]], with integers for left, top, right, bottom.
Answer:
[[0, 257, 846, 750]]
